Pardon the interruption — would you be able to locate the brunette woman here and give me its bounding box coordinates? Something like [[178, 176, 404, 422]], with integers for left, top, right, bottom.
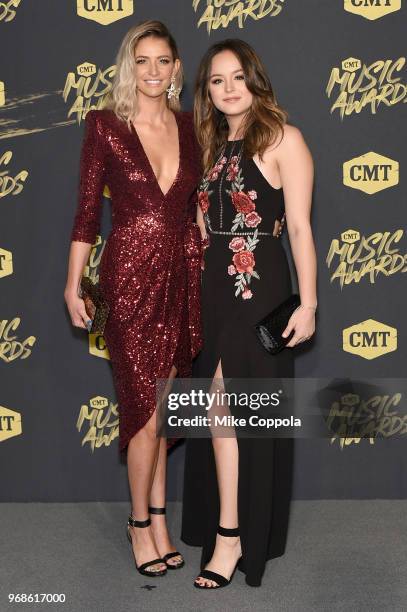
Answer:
[[181, 39, 317, 588], [64, 21, 202, 578]]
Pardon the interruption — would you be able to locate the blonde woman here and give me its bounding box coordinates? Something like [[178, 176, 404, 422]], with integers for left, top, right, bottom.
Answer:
[[64, 21, 202, 577]]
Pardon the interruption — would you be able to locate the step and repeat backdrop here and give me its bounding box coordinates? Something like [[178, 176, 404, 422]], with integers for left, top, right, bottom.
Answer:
[[0, 1, 406, 502]]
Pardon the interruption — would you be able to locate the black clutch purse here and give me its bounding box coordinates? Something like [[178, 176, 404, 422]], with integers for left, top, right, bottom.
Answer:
[[79, 277, 110, 335], [254, 293, 301, 355]]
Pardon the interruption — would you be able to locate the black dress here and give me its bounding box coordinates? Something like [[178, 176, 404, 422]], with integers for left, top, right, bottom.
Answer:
[[181, 139, 295, 587]]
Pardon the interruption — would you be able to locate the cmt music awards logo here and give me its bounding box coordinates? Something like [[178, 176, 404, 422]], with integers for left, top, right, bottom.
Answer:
[[0, 318, 36, 363], [0, 151, 28, 200], [0, 79, 4, 105], [76, 395, 119, 451], [77, 0, 133, 25], [327, 391, 404, 450], [0, 404, 22, 443], [326, 228, 406, 287], [344, 0, 401, 20], [326, 57, 406, 119], [192, 0, 286, 34], [0, 0, 22, 23], [63, 62, 115, 122], [84, 236, 111, 360], [343, 319, 397, 360]]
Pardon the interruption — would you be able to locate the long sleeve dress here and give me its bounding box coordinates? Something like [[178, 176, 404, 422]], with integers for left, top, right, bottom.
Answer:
[[70, 108, 203, 453]]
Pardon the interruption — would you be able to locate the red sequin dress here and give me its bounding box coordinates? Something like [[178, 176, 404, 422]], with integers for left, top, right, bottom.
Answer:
[[71, 109, 203, 453]]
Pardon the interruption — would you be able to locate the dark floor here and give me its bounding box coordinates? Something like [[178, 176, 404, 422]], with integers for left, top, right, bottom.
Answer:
[[1, 500, 406, 612]]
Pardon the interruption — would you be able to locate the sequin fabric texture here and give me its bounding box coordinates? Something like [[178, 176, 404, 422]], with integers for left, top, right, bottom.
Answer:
[[71, 109, 203, 452]]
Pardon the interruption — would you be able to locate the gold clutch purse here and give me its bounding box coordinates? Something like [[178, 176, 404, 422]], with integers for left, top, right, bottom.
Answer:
[[79, 277, 110, 334]]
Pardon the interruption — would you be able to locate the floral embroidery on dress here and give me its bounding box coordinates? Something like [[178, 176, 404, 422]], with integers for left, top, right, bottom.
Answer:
[[197, 148, 264, 300], [197, 156, 227, 216], [225, 158, 262, 299], [228, 234, 260, 299]]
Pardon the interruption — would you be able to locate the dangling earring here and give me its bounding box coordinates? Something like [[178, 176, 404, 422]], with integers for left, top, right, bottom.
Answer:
[[166, 75, 181, 100]]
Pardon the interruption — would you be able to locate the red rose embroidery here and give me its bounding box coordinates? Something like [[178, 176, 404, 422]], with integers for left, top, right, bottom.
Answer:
[[207, 158, 226, 182], [198, 191, 210, 214], [226, 163, 239, 182], [232, 250, 255, 274], [245, 211, 262, 228], [231, 191, 256, 214], [229, 237, 246, 252]]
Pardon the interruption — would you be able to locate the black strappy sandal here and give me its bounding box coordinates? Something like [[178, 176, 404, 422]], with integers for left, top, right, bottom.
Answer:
[[149, 506, 185, 570], [194, 525, 242, 589], [126, 515, 167, 577]]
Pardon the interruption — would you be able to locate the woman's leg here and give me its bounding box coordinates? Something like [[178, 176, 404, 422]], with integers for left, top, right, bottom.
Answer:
[[149, 437, 183, 566], [127, 406, 167, 573], [127, 364, 179, 572], [195, 359, 242, 587], [149, 365, 184, 566]]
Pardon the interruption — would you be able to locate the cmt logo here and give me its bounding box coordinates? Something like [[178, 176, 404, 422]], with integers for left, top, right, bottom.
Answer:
[[77, 62, 96, 77], [76, 395, 119, 451], [344, 0, 401, 20], [0, 247, 13, 278], [63, 63, 115, 121], [343, 319, 397, 359], [77, 0, 134, 25], [342, 57, 361, 72], [0, 405, 22, 442], [89, 333, 110, 360], [343, 152, 399, 194], [341, 229, 360, 243]]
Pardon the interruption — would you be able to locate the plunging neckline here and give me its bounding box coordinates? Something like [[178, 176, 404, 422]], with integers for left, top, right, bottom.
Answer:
[[130, 111, 182, 199]]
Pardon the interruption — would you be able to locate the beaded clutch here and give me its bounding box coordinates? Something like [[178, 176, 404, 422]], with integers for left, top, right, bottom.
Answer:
[[254, 293, 301, 355], [79, 277, 110, 335]]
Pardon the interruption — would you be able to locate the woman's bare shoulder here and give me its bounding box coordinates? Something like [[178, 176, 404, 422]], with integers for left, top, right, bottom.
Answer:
[[264, 123, 310, 161], [278, 123, 305, 149]]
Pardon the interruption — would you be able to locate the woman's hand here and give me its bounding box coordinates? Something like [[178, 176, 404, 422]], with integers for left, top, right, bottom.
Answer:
[[282, 305, 316, 347], [64, 288, 90, 330], [273, 212, 286, 237]]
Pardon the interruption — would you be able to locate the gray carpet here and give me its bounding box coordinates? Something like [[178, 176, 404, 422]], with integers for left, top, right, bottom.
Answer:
[[1, 501, 406, 612]]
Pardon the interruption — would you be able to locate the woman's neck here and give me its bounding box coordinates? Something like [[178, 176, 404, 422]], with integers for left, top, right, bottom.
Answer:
[[225, 112, 246, 141], [132, 95, 172, 126]]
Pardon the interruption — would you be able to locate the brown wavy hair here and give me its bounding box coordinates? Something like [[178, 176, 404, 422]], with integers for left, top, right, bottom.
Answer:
[[194, 39, 289, 174]]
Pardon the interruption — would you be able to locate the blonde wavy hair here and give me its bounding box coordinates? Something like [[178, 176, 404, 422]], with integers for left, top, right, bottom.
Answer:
[[103, 20, 183, 129], [194, 39, 289, 174]]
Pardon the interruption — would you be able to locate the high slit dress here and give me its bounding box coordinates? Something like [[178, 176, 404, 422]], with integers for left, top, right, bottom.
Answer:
[[181, 138, 295, 587], [70, 109, 203, 453]]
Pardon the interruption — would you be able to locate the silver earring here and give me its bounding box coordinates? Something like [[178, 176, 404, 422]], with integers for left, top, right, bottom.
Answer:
[[166, 75, 181, 100]]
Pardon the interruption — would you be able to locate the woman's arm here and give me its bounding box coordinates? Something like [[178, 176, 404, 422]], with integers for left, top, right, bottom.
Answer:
[[274, 124, 317, 346], [196, 202, 207, 240], [64, 111, 107, 329], [64, 242, 92, 329]]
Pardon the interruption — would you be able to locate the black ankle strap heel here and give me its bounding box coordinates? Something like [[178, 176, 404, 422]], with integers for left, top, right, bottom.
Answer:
[[148, 506, 185, 570], [194, 524, 242, 589], [128, 516, 151, 528], [126, 515, 167, 577], [148, 506, 166, 515], [218, 525, 239, 537]]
